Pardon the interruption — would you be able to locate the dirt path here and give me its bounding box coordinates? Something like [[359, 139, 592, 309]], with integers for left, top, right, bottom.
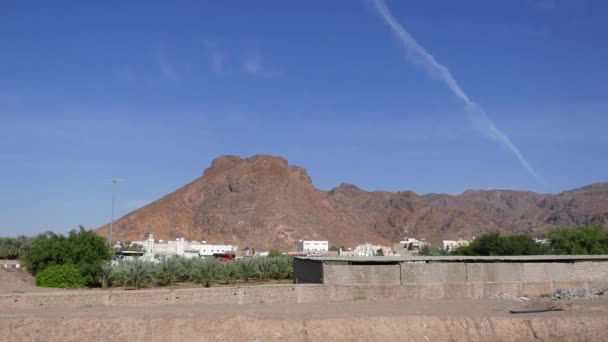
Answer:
[[2, 298, 608, 341]]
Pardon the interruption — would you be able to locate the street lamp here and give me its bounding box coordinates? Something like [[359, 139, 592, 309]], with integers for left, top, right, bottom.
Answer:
[[244, 207, 255, 256], [108, 177, 125, 248]]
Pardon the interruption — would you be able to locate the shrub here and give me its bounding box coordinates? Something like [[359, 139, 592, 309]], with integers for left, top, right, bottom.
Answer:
[[268, 249, 283, 258], [452, 233, 549, 256], [547, 225, 608, 255], [35, 264, 86, 288], [22, 226, 112, 287]]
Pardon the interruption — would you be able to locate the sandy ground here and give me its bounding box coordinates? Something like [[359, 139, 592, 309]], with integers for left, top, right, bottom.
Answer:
[[3, 269, 608, 341]]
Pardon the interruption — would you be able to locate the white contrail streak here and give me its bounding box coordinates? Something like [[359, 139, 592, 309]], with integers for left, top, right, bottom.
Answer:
[[372, 0, 545, 185]]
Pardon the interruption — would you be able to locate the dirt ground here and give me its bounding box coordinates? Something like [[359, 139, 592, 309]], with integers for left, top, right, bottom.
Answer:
[[2, 269, 608, 341]]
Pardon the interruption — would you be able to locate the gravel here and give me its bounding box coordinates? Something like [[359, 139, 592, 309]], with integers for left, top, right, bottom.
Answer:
[[552, 288, 601, 300]]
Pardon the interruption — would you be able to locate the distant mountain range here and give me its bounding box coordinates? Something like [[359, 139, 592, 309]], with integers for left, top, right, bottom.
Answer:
[[96, 155, 608, 250]]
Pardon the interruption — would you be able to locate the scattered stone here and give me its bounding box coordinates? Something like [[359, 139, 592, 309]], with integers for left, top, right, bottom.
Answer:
[[483, 292, 528, 301], [552, 288, 600, 300]]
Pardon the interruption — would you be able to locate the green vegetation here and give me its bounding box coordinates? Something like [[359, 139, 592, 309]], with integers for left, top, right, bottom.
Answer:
[[375, 248, 384, 256], [267, 249, 283, 258], [449, 225, 608, 256], [451, 233, 548, 256], [190, 258, 223, 287], [0, 235, 35, 259], [90, 256, 294, 290], [418, 244, 450, 256], [546, 225, 608, 255], [113, 259, 154, 290], [35, 264, 87, 288], [21, 226, 112, 287]]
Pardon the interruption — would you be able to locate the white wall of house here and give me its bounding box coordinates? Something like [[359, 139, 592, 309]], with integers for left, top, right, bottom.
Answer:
[[296, 240, 329, 253], [132, 234, 237, 257]]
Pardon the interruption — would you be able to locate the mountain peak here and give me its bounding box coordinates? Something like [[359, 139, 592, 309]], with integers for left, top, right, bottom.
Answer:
[[97, 155, 608, 250]]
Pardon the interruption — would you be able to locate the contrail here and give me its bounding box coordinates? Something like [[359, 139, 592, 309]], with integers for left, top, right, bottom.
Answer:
[[372, 0, 545, 185]]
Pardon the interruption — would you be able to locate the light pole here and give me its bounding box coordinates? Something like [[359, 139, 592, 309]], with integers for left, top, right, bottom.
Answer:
[[244, 207, 255, 256], [108, 178, 125, 248]]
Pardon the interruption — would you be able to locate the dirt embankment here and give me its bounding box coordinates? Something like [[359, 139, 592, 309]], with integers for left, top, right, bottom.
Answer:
[[2, 299, 608, 341]]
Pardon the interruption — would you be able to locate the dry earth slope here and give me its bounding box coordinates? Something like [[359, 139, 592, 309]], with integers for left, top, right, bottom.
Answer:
[[96, 154, 608, 250]]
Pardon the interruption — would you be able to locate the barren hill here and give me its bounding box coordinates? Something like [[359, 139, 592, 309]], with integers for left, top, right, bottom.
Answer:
[[96, 155, 608, 250]]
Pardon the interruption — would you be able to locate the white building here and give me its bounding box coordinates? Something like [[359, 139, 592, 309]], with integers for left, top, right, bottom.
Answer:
[[296, 240, 329, 253], [442, 239, 470, 252], [133, 234, 238, 258], [393, 237, 428, 255], [350, 243, 391, 257]]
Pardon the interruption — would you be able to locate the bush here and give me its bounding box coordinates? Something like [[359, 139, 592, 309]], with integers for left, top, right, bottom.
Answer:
[[268, 249, 283, 258], [452, 233, 549, 256], [22, 226, 112, 287], [547, 225, 608, 255], [35, 264, 86, 288]]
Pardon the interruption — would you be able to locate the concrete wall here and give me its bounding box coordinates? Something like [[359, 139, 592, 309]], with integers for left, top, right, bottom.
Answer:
[[315, 260, 608, 287], [3, 260, 608, 309], [323, 264, 401, 285]]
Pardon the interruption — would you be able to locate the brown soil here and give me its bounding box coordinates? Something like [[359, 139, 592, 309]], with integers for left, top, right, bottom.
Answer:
[[2, 296, 608, 341]]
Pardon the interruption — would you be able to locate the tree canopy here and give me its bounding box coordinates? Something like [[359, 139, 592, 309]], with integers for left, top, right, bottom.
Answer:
[[451, 233, 549, 256], [22, 226, 112, 286], [546, 225, 608, 255]]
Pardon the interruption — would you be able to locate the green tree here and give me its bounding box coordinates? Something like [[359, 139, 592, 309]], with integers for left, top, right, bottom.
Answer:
[[190, 258, 222, 287], [35, 264, 86, 288], [22, 227, 112, 287], [257, 257, 276, 280], [451, 233, 549, 256], [375, 248, 385, 256], [237, 258, 259, 283], [154, 257, 183, 286], [114, 259, 153, 290], [271, 256, 293, 280], [98, 261, 114, 290], [0, 235, 35, 259], [178, 257, 196, 282], [65, 226, 113, 286], [547, 225, 608, 255], [221, 261, 242, 284]]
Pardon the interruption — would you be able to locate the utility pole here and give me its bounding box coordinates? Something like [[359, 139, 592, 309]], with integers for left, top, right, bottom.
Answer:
[[244, 207, 255, 256], [108, 178, 125, 248]]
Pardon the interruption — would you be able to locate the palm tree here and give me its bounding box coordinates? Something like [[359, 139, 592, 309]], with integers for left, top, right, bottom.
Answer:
[[190, 258, 222, 287], [257, 257, 276, 280], [272, 256, 293, 280], [153, 257, 182, 286], [116, 259, 153, 290], [178, 257, 195, 282], [98, 261, 113, 289], [221, 261, 241, 285], [237, 258, 259, 283]]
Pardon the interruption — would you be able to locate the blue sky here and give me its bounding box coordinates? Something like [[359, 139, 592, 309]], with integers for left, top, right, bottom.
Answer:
[[1, 0, 607, 236]]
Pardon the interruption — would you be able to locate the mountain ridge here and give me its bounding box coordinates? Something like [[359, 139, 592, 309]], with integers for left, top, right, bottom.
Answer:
[[96, 154, 608, 250]]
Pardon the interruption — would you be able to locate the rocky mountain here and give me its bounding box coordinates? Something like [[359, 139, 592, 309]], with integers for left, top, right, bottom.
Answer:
[[96, 155, 608, 250]]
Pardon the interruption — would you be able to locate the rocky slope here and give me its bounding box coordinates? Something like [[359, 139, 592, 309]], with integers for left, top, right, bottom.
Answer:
[[96, 155, 608, 250]]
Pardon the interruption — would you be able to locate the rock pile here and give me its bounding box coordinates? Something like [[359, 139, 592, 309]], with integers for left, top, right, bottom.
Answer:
[[552, 288, 601, 300]]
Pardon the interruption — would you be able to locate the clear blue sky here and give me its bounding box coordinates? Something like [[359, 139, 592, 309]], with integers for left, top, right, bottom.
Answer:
[[1, 0, 607, 236]]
